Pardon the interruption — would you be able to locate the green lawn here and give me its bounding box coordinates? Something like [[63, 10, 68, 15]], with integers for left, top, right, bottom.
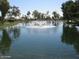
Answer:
[[0, 20, 26, 28]]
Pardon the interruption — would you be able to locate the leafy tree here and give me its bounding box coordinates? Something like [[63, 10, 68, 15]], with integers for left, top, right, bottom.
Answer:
[[0, 0, 9, 20], [27, 11, 31, 16], [45, 16, 51, 20], [27, 11, 31, 19], [7, 6, 20, 19], [11, 6, 20, 17], [31, 10, 53, 20], [32, 10, 39, 19], [46, 11, 49, 16], [44, 11, 52, 20], [52, 11, 60, 20], [62, 1, 74, 20], [40, 13, 45, 19], [61, 0, 79, 22]]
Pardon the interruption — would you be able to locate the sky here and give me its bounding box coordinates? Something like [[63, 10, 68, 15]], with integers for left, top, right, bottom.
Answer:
[[8, 0, 68, 16]]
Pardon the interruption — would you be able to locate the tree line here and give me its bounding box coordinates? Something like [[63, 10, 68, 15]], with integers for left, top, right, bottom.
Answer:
[[26, 10, 60, 20], [0, 0, 60, 21], [0, 0, 79, 22]]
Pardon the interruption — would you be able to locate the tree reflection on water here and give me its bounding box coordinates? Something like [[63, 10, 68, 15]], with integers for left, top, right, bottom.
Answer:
[[0, 27, 20, 55], [0, 29, 11, 55], [62, 25, 79, 54], [8, 27, 20, 39]]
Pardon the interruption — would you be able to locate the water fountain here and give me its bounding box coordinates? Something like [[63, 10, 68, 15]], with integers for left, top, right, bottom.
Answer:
[[26, 21, 56, 28]]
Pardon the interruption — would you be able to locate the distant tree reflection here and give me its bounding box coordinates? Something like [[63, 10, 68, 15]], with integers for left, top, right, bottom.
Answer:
[[13, 28, 20, 39], [62, 25, 79, 54], [8, 27, 20, 39], [0, 27, 20, 55], [0, 29, 11, 55]]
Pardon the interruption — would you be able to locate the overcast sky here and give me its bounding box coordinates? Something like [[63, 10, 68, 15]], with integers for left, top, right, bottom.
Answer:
[[9, 0, 68, 16]]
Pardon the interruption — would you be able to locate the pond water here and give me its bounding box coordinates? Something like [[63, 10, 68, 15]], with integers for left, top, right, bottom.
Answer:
[[0, 21, 79, 59]]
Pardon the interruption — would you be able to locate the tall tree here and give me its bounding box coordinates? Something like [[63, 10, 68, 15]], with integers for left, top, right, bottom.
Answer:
[[45, 11, 51, 20], [0, 0, 9, 20], [32, 10, 39, 19], [61, 0, 79, 22], [40, 13, 45, 19], [11, 6, 20, 17], [52, 11, 60, 20], [27, 11, 31, 19], [7, 6, 20, 19]]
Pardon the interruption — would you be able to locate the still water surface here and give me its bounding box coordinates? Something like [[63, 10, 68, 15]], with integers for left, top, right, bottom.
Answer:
[[0, 21, 79, 59]]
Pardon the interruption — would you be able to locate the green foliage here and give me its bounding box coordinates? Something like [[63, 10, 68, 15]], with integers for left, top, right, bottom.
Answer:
[[52, 11, 60, 20], [32, 10, 46, 20], [32, 10, 53, 20], [0, 0, 9, 20], [8, 6, 20, 17], [32, 10, 39, 19], [61, 0, 79, 21], [27, 11, 31, 19], [27, 11, 31, 16]]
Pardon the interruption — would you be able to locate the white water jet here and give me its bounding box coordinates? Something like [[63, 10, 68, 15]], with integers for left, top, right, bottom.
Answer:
[[26, 21, 56, 29]]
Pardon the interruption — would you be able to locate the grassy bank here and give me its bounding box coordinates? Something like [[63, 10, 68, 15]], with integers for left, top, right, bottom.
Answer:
[[0, 20, 27, 28]]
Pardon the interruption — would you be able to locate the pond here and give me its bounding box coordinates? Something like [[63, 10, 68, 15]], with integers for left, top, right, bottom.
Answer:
[[0, 21, 79, 59]]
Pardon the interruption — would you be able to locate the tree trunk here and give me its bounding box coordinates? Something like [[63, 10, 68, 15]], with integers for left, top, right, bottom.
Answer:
[[1, 12, 5, 24]]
